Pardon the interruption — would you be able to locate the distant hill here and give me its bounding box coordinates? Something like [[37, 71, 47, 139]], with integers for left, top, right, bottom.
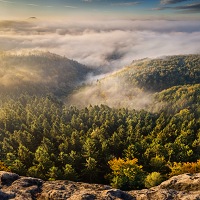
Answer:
[[120, 54, 200, 92], [27, 17, 38, 21], [2, 52, 198, 104], [68, 54, 200, 110], [28, 17, 37, 19], [0, 51, 91, 96]]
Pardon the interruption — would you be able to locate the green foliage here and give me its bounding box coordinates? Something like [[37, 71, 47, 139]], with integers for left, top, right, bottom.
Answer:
[[82, 157, 99, 183], [145, 172, 163, 188], [0, 93, 198, 187], [63, 164, 78, 181], [150, 156, 167, 173], [47, 166, 62, 181], [9, 160, 27, 175]]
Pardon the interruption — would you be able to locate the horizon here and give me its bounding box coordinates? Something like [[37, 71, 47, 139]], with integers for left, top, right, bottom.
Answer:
[[0, 0, 200, 20]]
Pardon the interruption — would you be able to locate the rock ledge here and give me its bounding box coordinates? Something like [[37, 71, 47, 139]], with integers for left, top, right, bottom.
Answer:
[[0, 171, 199, 200]]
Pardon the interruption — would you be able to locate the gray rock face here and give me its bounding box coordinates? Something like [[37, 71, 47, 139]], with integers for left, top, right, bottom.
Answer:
[[0, 171, 199, 200]]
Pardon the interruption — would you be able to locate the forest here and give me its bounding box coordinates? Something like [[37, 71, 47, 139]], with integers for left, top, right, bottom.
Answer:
[[0, 52, 199, 190]]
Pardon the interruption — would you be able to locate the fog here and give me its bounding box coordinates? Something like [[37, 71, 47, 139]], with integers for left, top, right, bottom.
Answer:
[[0, 19, 200, 72], [67, 75, 153, 109], [0, 18, 199, 109]]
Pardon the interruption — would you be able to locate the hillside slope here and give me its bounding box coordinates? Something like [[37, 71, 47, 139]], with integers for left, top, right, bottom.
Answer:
[[68, 54, 200, 110], [0, 51, 91, 96], [123, 54, 200, 92], [152, 83, 200, 114]]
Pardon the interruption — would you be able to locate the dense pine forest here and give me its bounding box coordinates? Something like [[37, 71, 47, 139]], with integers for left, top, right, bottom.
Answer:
[[0, 52, 199, 190]]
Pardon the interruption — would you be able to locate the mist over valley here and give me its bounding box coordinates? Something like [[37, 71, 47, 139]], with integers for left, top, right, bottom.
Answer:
[[1, 19, 200, 71]]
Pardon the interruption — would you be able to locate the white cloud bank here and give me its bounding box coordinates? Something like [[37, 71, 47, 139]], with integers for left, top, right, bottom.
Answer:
[[0, 19, 200, 71]]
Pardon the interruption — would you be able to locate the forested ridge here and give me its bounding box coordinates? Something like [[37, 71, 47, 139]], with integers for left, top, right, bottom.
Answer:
[[0, 53, 199, 190], [0, 51, 91, 96], [68, 54, 200, 109], [124, 54, 200, 92]]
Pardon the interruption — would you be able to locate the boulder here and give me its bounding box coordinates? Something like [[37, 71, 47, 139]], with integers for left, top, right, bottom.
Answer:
[[0, 171, 19, 186]]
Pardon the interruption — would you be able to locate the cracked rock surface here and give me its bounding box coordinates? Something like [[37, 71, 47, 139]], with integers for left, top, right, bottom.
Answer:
[[0, 171, 199, 200]]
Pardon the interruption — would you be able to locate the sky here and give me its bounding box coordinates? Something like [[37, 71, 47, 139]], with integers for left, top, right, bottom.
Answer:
[[0, 0, 200, 72], [0, 0, 200, 20]]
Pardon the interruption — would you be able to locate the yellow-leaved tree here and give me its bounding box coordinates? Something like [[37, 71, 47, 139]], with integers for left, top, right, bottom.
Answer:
[[169, 160, 200, 177], [107, 158, 145, 190], [0, 161, 10, 172]]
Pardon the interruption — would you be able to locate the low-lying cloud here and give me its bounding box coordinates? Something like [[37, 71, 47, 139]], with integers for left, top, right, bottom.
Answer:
[[67, 75, 153, 110], [0, 19, 200, 72]]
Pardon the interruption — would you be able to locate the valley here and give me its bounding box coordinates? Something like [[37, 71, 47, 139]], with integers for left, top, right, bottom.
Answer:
[[0, 51, 199, 190]]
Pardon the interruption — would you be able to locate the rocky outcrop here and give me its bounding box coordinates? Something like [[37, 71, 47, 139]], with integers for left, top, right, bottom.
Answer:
[[129, 173, 200, 200], [0, 171, 199, 200]]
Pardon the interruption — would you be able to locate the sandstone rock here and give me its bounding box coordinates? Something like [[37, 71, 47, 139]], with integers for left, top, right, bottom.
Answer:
[[102, 189, 135, 200], [159, 173, 200, 191], [129, 173, 200, 200], [0, 190, 16, 199], [0, 171, 19, 186], [0, 171, 199, 200]]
